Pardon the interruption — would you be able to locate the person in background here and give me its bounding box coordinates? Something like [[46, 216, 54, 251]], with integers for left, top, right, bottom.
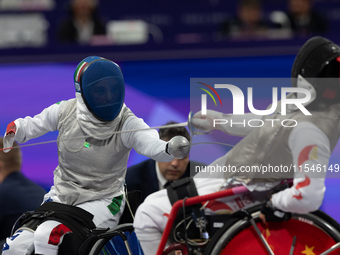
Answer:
[[57, 0, 106, 45], [126, 121, 205, 203], [286, 0, 328, 36], [219, 0, 269, 40], [0, 138, 46, 247]]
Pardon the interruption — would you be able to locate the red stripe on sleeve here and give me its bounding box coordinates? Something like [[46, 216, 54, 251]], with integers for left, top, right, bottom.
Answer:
[[298, 145, 317, 170], [292, 175, 311, 200]]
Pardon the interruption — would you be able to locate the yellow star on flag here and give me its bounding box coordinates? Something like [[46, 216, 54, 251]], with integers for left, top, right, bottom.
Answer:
[[301, 245, 315, 255], [310, 146, 318, 160]]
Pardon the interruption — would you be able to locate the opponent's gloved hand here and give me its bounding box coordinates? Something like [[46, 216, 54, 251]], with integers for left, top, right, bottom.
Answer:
[[191, 110, 224, 132], [166, 135, 190, 159], [3, 121, 17, 153], [260, 200, 292, 223]]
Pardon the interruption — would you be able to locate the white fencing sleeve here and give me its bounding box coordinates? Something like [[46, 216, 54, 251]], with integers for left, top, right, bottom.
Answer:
[[271, 122, 330, 214], [121, 116, 174, 162], [14, 102, 64, 143]]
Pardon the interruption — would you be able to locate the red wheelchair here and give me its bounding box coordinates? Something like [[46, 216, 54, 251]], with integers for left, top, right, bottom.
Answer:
[[156, 185, 340, 255]]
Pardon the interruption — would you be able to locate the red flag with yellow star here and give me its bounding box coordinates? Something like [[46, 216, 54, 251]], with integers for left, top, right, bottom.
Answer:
[[220, 218, 339, 254]]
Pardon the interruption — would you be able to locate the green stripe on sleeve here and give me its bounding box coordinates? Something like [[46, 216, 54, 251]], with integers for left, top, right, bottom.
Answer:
[[107, 195, 123, 216]]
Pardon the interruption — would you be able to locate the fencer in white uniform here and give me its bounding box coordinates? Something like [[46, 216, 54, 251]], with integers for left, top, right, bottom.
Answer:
[[133, 36, 340, 254], [2, 56, 189, 255]]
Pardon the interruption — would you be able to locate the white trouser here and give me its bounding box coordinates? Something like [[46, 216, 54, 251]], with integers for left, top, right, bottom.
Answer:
[[2, 187, 125, 255]]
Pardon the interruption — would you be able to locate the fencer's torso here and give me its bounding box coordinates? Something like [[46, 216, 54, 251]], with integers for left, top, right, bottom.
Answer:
[[56, 98, 134, 205], [224, 104, 340, 183]]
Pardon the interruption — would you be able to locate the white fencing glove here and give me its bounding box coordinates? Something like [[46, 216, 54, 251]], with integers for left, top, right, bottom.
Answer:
[[166, 135, 190, 159], [3, 120, 17, 153], [191, 110, 224, 132]]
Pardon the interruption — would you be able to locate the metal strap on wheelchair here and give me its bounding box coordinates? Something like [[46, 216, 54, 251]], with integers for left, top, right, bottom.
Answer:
[[18, 202, 96, 241]]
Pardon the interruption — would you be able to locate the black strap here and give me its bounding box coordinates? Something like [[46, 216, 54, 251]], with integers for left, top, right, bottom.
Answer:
[[19, 202, 96, 241], [167, 177, 198, 204], [35, 202, 95, 229], [166, 177, 203, 242], [167, 177, 201, 216]]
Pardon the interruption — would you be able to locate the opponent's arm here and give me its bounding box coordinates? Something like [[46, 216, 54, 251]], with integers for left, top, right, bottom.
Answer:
[[271, 122, 329, 214], [3, 102, 64, 152]]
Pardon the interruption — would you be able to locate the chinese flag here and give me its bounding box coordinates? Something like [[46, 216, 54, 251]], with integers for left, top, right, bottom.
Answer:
[[222, 219, 340, 255]]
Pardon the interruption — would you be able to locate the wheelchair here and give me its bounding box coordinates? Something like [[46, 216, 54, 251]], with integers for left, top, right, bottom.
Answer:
[[2, 191, 144, 255], [157, 185, 340, 255]]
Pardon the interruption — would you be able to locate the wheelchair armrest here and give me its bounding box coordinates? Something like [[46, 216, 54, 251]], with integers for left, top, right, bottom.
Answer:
[[89, 227, 110, 235], [78, 223, 135, 255], [78, 228, 109, 255], [97, 223, 135, 238]]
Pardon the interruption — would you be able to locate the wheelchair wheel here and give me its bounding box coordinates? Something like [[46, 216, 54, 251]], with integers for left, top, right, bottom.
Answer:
[[204, 205, 340, 255], [87, 223, 144, 255]]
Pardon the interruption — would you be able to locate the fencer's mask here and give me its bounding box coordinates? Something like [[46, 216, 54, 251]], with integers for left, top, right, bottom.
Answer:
[[291, 36, 340, 110], [74, 56, 125, 122]]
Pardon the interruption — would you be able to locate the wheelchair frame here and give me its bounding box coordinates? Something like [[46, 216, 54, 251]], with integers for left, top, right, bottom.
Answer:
[[155, 185, 340, 255], [156, 185, 248, 255]]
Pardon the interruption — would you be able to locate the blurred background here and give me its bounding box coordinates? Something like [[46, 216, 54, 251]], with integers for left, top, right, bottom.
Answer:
[[0, 0, 339, 221]]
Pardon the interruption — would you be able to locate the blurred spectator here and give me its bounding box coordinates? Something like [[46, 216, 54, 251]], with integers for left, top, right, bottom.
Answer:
[[219, 0, 270, 40], [286, 0, 328, 35], [126, 121, 205, 203], [57, 0, 106, 45], [0, 138, 46, 246]]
